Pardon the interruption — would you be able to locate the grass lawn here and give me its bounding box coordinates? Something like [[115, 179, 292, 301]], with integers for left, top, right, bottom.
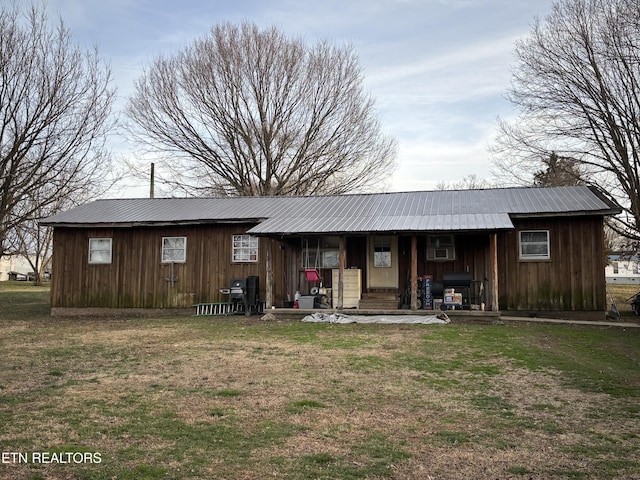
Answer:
[[607, 283, 640, 317], [0, 283, 639, 479]]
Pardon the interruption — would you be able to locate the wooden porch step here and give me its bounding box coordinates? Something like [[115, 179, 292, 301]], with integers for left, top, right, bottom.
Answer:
[[359, 293, 400, 310]]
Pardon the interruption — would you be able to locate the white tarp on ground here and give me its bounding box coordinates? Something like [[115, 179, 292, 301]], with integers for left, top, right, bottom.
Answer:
[[301, 312, 450, 324]]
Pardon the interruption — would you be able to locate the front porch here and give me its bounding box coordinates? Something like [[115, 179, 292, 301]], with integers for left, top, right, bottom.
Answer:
[[269, 232, 500, 313]]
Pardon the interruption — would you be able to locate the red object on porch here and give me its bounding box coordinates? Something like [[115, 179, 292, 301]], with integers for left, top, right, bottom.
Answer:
[[304, 269, 321, 282]]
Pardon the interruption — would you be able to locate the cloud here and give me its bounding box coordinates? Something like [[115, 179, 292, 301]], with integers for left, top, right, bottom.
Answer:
[[390, 135, 497, 191], [369, 34, 516, 86], [9, 0, 554, 197]]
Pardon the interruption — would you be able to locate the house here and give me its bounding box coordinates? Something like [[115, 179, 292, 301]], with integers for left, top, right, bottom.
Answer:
[[606, 254, 640, 284], [0, 253, 35, 281], [40, 185, 620, 318]]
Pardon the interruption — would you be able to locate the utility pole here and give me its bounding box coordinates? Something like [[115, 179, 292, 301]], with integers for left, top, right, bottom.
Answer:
[[150, 163, 155, 198]]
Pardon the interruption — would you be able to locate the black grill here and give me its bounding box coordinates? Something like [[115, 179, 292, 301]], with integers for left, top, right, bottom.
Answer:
[[442, 272, 472, 289], [229, 276, 260, 316], [442, 272, 473, 310]]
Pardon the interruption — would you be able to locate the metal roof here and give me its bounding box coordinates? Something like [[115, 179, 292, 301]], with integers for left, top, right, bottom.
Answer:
[[40, 186, 620, 234], [247, 213, 515, 234]]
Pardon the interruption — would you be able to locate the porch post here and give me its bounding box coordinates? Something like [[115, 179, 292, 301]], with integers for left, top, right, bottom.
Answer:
[[265, 239, 272, 309], [337, 235, 345, 309], [490, 233, 499, 311], [411, 234, 418, 310]]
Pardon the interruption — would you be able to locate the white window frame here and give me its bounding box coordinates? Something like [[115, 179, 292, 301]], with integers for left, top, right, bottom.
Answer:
[[161, 236, 187, 263], [519, 230, 550, 260], [232, 234, 259, 263], [374, 237, 392, 268], [88, 238, 112, 264]]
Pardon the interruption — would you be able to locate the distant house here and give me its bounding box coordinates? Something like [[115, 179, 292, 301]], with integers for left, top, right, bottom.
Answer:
[[606, 254, 640, 284], [40, 186, 620, 318], [0, 253, 34, 281]]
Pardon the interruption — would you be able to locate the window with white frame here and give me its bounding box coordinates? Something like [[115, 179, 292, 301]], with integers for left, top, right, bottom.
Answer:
[[519, 230, 550, 260], [374, 237, 392, 268], [89, 238, 112, 264], [232, 234, 259, 263], [162, 236, 186, 263]]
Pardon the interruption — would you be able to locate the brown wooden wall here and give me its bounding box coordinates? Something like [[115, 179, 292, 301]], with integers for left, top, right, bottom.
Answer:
[[397, 233, 492, 304], [51, 216, 607, 312], [497, 216, 607, 311], [275, 236, 370, 300], [408, 233, 492, 283], [51, 224, 286, 308]]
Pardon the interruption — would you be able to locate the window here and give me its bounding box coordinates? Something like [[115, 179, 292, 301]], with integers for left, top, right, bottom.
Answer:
[[162, 236, 186, 263], [232, 235, 258, 263], [301, 237, 339, 268], [427, 235, 455, 260], [89, 238, 112, 264], [374, 237, 392, 268], [519, 230, 550, 260]]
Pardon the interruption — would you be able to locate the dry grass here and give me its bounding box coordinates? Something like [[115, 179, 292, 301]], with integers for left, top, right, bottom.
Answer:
[[608, 283, 640, 315], [1, 285, 639, 479]]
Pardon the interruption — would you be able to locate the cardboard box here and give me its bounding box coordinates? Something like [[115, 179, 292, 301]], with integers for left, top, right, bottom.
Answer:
[[444, 293, 462, 305]]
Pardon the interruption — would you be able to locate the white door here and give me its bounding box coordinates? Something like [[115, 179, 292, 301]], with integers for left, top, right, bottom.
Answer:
[[367, 236, 398, 288]]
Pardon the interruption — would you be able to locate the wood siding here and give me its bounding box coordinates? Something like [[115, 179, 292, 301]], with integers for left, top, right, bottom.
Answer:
[[50, 216, 607, 312], [51, 224, 286, 308], [497, 216, 606, 311], [397, 233, 492, 304]]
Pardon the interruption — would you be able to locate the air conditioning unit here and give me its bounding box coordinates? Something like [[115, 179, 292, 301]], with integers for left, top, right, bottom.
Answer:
[[427, 235, 455, 260], [427, 246, 455, 260]]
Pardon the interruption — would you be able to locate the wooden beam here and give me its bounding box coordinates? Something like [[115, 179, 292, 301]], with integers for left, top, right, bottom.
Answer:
[[265, 239, 272, 309], [490, 233, 499, 311], [411, 234, 418, 310], [337, 235, 345, 309]]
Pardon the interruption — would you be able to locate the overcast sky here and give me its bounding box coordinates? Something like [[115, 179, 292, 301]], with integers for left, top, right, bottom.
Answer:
[[20, 0, 554, 196]]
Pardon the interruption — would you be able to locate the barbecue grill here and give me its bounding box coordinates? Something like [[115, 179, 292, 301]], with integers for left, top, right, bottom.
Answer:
[[442, 272, 472, 309], [228, 276, 260, 316], [442, 272, 472, 289]]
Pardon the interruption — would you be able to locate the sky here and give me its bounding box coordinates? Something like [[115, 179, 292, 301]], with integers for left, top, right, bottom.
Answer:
[[19, 0, 555, 197]]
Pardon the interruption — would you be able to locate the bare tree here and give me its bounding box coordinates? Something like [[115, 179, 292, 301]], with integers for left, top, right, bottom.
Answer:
[[435, 174, 497, 191], [0, 3, 116, 255], [5, 185, 80, 284], [126, 21, 397, 197], [491, 0, 640, 239], [533, 152, 585, 187], [6, 206, 52, 285]]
